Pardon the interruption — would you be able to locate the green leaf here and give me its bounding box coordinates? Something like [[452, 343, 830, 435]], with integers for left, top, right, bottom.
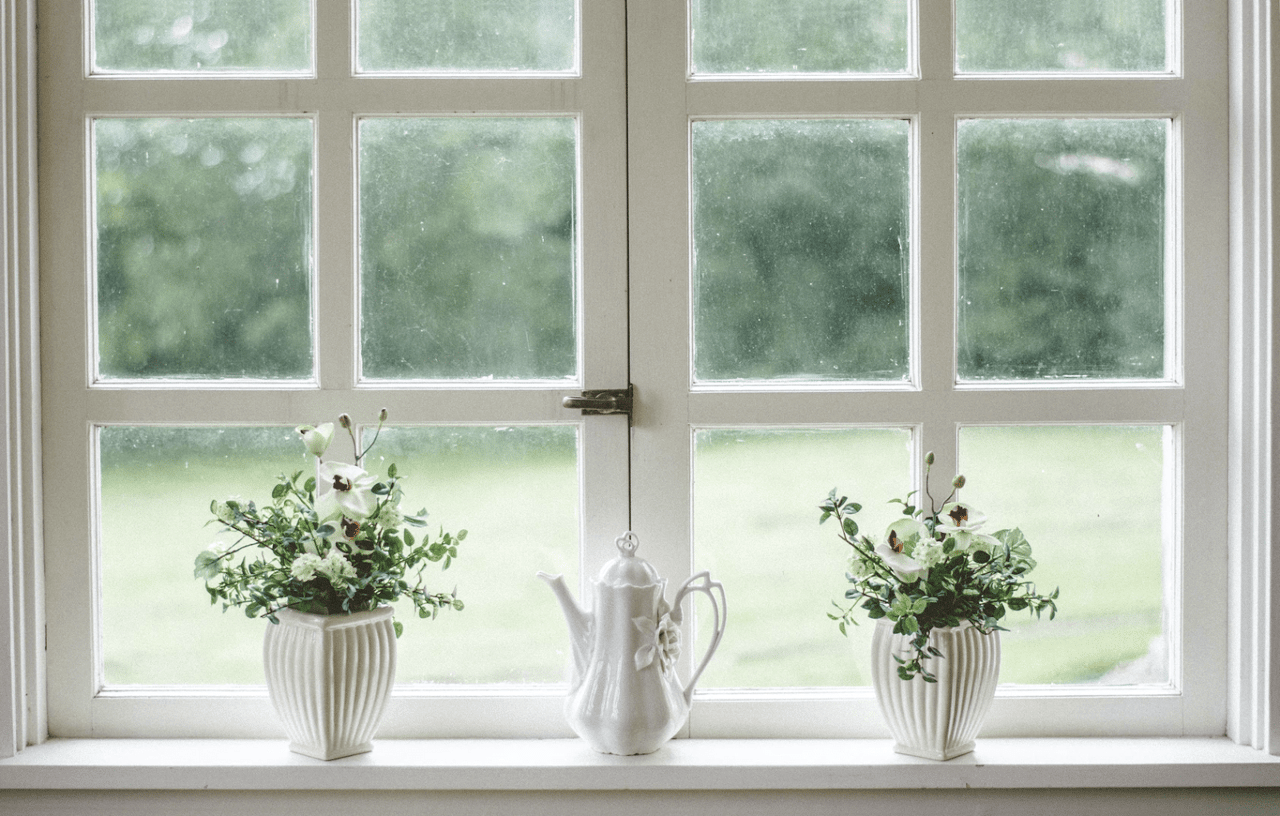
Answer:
[[404, 529, 415, 547], [387, 463, 398, 478], [393, 620, 404, 638], [193, 550, 222, 580], [841, 517, 859, 537], [271, 482, 287, 500]]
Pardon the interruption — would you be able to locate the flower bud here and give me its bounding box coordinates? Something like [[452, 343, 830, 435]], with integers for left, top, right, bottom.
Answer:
[[378, 407, 389, 422], [338, 413, 352, 429], [952, 474, 966, 489], [924, 451, 935, 466], [296, 422, 334, 457]]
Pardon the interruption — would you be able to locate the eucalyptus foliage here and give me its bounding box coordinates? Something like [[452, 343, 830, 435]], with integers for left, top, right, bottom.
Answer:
[[820, 453, 1057, 681], [195, 411, 464, 637]]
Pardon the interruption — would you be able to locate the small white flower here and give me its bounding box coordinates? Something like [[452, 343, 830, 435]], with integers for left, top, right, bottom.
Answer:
[[315, 461, 378, 521], [296, 422, 335, 458], [205, 539, 231, 555], [212, 500, 237, 525], [291, 553, 322, 582], [318, 549, 357, 586], [369, 502, 404, 531]]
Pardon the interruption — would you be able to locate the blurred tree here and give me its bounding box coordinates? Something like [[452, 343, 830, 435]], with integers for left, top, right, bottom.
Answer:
[[96, 118, 313, 378]]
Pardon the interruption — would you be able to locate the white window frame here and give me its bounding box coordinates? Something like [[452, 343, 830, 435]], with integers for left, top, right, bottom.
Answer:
[[630, 0, 1226, 737], [32, 0, 631, 739], [0, 0, 1277, 755]]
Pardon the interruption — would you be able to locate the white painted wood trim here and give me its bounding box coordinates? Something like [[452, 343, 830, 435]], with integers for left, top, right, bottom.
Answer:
[[3, 0, 1274, 754], [0, 0, 41, 760], [1228, 0, 1279, 755], [0, 737, 1278, 791]]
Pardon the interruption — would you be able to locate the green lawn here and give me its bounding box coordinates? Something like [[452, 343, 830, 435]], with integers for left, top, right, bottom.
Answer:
[[99, 425, 1167, 688]]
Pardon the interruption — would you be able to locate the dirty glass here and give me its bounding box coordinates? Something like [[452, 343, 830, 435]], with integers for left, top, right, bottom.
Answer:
[[957, 118, 1168, 381], [956, 0, 1169, 73], [690, 0, 909, 75], [93, 0, 311, 73], [693, 427, 912, 687], [691, 118, 911, 383], [99, 423, 579, 685], [958, 425, 1170, 686], [94, 118, 313, 380], [359, 117, 577, 381], [357, 0, 577, 73]]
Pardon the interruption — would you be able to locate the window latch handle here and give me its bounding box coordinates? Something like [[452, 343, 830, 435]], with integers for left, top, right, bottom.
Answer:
[[563, 385, 634, 419]]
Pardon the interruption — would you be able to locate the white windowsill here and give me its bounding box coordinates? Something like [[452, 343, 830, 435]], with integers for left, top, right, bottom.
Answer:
[[0, 738, 1277, 791]]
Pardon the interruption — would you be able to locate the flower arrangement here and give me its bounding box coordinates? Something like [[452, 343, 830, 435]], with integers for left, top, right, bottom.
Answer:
[[819, 452, 1057, 681], [195, 410, 465, 636]]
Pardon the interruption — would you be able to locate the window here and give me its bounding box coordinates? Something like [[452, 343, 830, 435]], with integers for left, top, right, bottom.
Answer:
[[32, 0, 1240, 742]]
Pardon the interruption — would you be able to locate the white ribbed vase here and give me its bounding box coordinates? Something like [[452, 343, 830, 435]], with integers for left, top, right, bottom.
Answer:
[[871, 618, 1000, 761], [263, 606, 397, 760]]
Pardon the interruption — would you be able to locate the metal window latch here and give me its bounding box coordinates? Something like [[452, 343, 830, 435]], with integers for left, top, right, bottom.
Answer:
[[562, 385, 634, 419]]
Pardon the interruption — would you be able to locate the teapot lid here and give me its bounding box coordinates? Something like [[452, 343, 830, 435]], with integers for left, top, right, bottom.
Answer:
[[597, 532, 662, 587]]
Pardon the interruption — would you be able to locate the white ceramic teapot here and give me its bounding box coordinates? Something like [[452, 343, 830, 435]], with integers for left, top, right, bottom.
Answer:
[[538, 531, 727, 755]]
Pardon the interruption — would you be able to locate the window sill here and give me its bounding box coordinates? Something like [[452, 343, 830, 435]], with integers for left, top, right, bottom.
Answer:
[[0, 738, 1277, 791]]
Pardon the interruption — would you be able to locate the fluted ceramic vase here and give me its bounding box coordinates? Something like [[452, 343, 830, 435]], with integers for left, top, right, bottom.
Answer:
[[263, 606, 397, 760], [871, 618, 1000, 760]]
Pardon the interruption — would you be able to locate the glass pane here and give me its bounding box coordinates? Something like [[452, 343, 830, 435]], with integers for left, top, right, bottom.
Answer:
[[362, 425, 579, 684], [100, 426, 311, 685], [692, 119, 910, 383], [93, 0, 311, 73], [95, 118, 314, 380], [690, 0, 909, 75], [100, 423, 578, 686], [956, 0, 1168, 73], [959, 425, 1170, 685], [360, 117, 577, 381], [957, 118, 1167, 381], [357, 0, 576, 73], [693, 427, 912, 687]]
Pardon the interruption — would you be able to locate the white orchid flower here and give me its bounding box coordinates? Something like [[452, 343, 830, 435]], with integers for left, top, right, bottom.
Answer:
[[885, 518, 932, 553], [296, 422, 335, 458], [875, 543, 929, 583], [315, 461, 378, 521], [935, 502, 988, 535]]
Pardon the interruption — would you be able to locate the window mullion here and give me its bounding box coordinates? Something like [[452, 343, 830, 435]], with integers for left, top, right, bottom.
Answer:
[[315, 105, 355, 390]]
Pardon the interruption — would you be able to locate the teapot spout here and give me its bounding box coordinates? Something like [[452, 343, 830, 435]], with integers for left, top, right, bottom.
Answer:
[[537, 571, 592, 677]]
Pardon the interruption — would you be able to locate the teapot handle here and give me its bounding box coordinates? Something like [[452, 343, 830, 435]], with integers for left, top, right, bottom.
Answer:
[[672, 571, 727, 706]]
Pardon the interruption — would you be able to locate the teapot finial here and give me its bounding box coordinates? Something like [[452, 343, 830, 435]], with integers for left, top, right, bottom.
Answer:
[[615, 531, 640, 557]]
